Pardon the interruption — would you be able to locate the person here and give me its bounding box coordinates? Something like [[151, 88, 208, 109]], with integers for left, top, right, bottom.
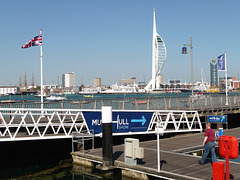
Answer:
[[198, 122, 217, 165]]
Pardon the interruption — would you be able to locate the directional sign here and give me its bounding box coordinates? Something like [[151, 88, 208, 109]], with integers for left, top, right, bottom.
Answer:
[[208, 115, 227, 123], [82, 111, 153, 134], [131, 116, 146, 125]]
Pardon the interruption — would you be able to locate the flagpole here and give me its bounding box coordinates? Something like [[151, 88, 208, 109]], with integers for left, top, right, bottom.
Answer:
[[40, 29, 43, 110], [225, 52, 228, 105]]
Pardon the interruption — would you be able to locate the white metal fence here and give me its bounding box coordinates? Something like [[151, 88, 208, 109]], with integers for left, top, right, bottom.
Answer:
[[0, 108, 202, 142], [0, 108, 87, 141]]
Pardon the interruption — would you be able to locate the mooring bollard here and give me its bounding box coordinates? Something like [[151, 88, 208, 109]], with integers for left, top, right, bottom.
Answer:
[[102, 106, 113, 168]]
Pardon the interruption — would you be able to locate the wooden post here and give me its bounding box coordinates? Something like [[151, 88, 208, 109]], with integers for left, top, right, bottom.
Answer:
[[135, 99, 139, 110], [177, 98, 180, 110], [220, 96, 223, 108], [122, 101, 125, 110], [94, 100, 97, 109], [147, 98, 150, 110], [164, 98, 167, 110], [158, 99, 160, 109], [168, 97, 171, 109]]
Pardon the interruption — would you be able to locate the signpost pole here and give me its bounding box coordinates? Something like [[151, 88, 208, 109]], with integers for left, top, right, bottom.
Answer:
[[157, 132, 160, 172], [226, 152, 230, 180], [155, 121, 164, 172], [225, 52, 228, 105]]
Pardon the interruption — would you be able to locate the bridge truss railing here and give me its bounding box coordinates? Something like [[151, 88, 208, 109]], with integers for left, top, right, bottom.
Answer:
[[0, 108, 202, 142], [0, 108, 89, 142], [147, 110, 202, 134]]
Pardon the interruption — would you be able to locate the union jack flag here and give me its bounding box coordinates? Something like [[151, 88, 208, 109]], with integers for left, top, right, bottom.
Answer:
[[21, 34, 42, 49]]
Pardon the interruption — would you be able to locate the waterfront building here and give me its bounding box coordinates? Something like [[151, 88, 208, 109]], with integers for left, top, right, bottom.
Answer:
[[119, 77, 136, 86], [138, 82, 146, 89], [219, 76, 234, 90], [160, 80, 185, 92], [0, 86, 19, 95], [44, 85, 62, 89], [104, 83, 138, 94], [62, 72, 75, 88], [232, 77, 240, 89], [210, 58, 218, 87], [94, 77, 101, 88], [145, 9, 167, 91]]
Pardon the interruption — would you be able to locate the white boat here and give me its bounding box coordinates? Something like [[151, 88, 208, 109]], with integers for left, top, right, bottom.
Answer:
[[104, 83, 138, 94], [192, 81, 209, 92], [34, 94, 50, 98], [64, 92, 75, 95], [46, 96, 66, 101], [83, 95, 94, 98]]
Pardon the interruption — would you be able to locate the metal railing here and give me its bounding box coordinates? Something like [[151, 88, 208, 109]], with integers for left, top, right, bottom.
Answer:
[[1, 94, 239, 110], [72, 130, 94, 154], [0, 108, 88, 141], [148, 110, 202, 134], [0, 107, 202, 141]]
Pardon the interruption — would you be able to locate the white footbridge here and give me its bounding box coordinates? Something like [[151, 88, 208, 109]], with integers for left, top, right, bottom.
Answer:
[[0, 107, 202, 142]]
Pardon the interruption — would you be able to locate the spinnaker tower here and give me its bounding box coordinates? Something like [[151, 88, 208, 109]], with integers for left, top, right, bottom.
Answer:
[[145, 9, 167, 91]]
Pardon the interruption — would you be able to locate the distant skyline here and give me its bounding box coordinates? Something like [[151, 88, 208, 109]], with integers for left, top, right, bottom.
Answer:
[[1, 1, 240, 86]]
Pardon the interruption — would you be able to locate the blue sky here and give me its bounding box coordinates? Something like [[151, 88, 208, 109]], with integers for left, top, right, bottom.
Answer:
[[0, 0, 240, 86]]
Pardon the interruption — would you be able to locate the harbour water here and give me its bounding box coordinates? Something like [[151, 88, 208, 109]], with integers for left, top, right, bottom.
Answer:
[[0, 135, 170, 180], [0, 92, 187, 102], [1, 160, 136, 180], [0, 136, 153, 180]]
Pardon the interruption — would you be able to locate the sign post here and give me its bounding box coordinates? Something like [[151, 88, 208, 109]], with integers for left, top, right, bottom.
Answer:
[[155, 121, 164, 172]]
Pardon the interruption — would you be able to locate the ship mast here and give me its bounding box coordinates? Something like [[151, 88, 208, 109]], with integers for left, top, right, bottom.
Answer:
[[24, 72, 27, 91], [32, 73, 34, 91], [19, 76, 22, 91]]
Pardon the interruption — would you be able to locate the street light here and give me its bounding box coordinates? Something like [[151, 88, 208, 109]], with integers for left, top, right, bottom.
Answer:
[[182, 36, 194, 97]]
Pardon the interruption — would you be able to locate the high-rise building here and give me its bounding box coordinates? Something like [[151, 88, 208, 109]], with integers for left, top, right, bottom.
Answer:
[[62, 72, 75, 88], [94, 77, 101, 88], [210, 58, 218, 87]]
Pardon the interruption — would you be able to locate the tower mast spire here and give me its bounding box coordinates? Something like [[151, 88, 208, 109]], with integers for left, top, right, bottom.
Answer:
[[151, 9, 157, 90], [145, 9, 167, 91]]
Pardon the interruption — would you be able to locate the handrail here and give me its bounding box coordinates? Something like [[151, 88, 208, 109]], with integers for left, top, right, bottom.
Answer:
[[72, 130, 94, 154], [0, 108, 202, 142], [0, 94, 239, 110]]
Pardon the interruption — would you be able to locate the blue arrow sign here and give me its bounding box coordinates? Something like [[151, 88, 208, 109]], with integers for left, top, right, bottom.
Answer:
[[83, 111, 153, 133], [131, 116, 146, 125], [208, 115, 227, 123]]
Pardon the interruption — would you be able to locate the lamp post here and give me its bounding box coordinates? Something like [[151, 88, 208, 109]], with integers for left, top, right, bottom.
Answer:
[[182, 36, 194, 97]]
